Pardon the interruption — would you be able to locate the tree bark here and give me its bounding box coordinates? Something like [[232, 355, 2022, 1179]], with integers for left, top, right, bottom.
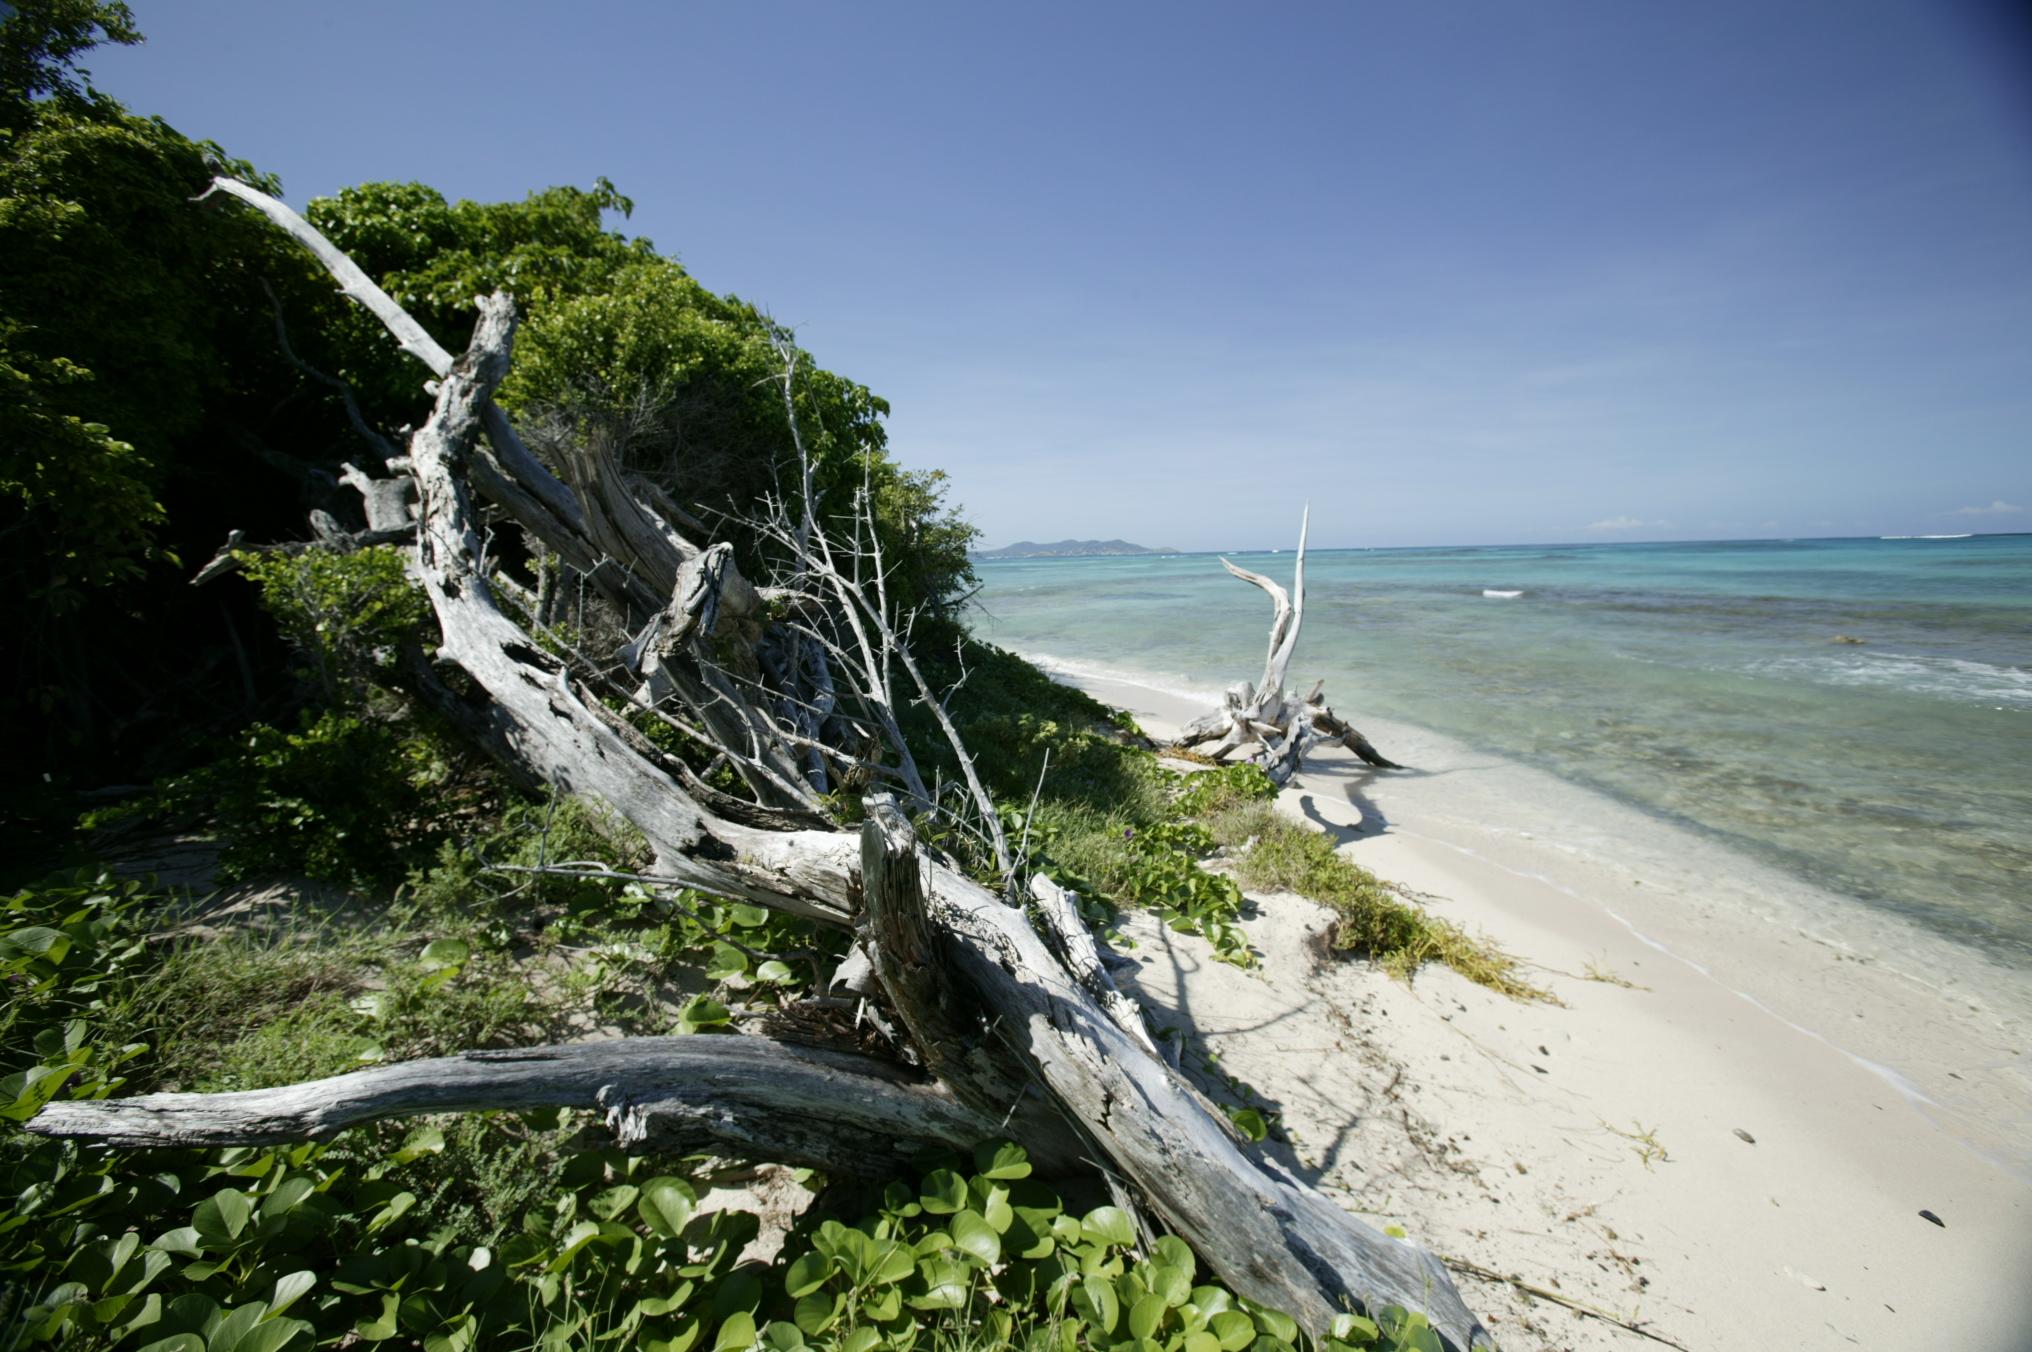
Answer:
[[27, 1037, 998, 1176], [38, 180, 1488, 1351]]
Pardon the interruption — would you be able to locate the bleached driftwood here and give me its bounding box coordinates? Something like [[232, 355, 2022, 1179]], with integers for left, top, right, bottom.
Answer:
[[33, 180, 1485, 1350], [26, 1036, 1004, 1174], [1175, 507, 1401, 783]]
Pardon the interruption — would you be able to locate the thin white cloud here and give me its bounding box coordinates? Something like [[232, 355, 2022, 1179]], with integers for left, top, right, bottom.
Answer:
[[1585, 515, 1653, 532], [1948, 499, 2024, 517]]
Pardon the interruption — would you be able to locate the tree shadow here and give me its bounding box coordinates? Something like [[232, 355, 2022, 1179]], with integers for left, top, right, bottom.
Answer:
[[1109, 920, 1352, 1188]]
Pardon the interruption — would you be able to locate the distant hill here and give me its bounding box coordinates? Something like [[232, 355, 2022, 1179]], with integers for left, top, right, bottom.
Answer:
[[973, 538, 1179, 560]]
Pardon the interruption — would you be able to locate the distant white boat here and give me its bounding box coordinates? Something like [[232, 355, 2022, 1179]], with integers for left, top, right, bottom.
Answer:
[[1881, 534, 1972, 540], [1483, 588, 1524, 599]]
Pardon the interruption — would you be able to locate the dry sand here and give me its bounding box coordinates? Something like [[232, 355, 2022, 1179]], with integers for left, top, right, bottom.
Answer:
[[1068, 671, 2032, 1352]]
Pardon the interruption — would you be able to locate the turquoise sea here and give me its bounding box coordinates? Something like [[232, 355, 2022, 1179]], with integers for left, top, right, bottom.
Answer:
[[970, 534, 2032, 966]]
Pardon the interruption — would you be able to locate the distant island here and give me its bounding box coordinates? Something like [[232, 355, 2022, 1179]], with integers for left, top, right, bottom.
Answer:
[[973, 538, 1179, 560]]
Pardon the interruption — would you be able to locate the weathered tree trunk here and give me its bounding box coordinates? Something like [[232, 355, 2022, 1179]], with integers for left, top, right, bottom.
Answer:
[[30, 181, 1486, 1350], [1175, 507, 1402, 782]]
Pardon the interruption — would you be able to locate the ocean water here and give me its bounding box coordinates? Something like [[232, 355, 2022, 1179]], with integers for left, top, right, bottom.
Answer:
[[970, 535, 2032, 966]]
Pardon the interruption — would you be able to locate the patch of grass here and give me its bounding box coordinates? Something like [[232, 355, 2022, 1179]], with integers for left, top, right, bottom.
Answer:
[[199, 996, 381, 1091], [1207, 801, 1551, 1002], [1582, 953, 1647, 989], [1604, 1118, 1671, 1169], [102, 925, 374, 1092]]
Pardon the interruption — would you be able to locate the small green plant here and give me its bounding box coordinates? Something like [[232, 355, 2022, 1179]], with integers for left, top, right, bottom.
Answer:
[[1581, 955, 1645, 990], [1604, 1119, 1671, 1170]]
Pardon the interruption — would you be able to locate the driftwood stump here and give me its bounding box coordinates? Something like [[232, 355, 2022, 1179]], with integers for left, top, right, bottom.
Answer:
[[1175, 507, 1401, 783]]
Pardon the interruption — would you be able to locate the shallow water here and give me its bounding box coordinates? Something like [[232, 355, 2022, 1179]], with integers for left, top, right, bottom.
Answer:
[[970, 535, 2032, 965]]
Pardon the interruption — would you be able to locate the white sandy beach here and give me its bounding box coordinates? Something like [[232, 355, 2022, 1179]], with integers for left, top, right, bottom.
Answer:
[[1062, 669, 2032, 1352]]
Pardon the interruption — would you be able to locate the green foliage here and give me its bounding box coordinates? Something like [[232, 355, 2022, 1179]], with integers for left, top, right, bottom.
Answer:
[[0, 0, 140, 119], [0, 98, 282, 609], [145, 709, 455, 888], [0, 874, 153, 1119], [0, 324, 163, 596], [235, 546, 432, 703], [1171, 765, 1276, 820], [0, 67, 325, 794], [303, 179, 977, 619]]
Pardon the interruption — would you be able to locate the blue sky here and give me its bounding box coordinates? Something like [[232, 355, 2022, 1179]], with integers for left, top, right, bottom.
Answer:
[[91, 1, 2032, 550]]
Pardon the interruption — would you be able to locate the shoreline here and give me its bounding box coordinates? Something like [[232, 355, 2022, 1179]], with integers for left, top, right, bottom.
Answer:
[[1046, 659, 2031, 1350]]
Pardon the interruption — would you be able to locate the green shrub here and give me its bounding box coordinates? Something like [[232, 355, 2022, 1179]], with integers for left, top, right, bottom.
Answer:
[[236, 546, 431, 704], [148, 707, 452, 887]]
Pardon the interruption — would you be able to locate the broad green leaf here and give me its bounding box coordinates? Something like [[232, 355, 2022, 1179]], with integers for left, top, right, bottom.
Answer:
[[647, 1317, 704, 1352], [260, 1177, 315, 1218], [1081, 1205, 1136, 1248], [840, 1329, 881, 1352], [785, 1251, 830, 1299], [220, 1310, 311, 1352], [909, 1256, 969, 1311], [865, 1236, 914, 1284], [1330, 1313, 1380, 1343], [134, 1337, 203, 1352], [727, 903, 770, 928], [918, 1168, 967, 1215], [1210, 1310, 1256, 1351], [1129, 1291, 1168, 1341], [590, 1184, 640, 1221], [677, 995, 731, 1035], [974, 1142, 1032, 1180], [861, 1284, 902, 1321], [364, 1190, 416, 1235], [638, 1177, 696, 1238], [152, 1227, 204, 1259], [704, 942, 748, 981], [979, 1184, 1013, 1234], [712, 1310, 757, 1352], [1154, 1235, 1196, 1279], [950, 1209, 1000, 1266], [754, 960, 795, 984], [1249, 1304, 1298, 1343], [1184, 1333, 1222, 1352], [638, 1278, 698, 1317], [1223, 1106, 1267, 1142], [388, 1126, 446, 1166], [791, 1290, 840, 1336], [1148, 1262, 1192, 1308], [192, 1190, 252, 1247], [763, 1321, 805, 1351], [268, 1270, 315, 1318], [1076, 1274, 1119, 1334], [418, 938, 470, 971], [3, 926, 70, 959]]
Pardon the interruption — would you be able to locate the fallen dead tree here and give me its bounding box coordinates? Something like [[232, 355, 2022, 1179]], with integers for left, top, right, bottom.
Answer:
[[29, 180, 1487, 1350], [1174, 509, 1402, 783]]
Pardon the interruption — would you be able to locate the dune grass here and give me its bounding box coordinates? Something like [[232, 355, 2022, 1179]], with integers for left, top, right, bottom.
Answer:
[[1203, 800, 1552, 1002]]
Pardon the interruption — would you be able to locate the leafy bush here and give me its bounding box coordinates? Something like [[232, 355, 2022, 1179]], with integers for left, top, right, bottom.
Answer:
[[236, 546, 431, 704], [143, 708, 452, 888]]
